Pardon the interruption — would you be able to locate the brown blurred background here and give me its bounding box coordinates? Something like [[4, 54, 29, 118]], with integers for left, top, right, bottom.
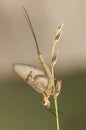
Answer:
[[0, 0, 86, 130]]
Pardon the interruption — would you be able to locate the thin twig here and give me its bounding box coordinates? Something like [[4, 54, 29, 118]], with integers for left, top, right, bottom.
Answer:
[[51, 24, 64, 130], [51, 66, 59, 130]]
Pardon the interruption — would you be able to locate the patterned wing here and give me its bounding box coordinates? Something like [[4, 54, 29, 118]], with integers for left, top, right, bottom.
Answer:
[[13, 63, 48, 93]]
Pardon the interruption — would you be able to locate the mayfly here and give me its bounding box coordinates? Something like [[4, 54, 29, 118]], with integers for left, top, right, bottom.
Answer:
[[13, 7, 63, 110], [13, 7, 53, 109]]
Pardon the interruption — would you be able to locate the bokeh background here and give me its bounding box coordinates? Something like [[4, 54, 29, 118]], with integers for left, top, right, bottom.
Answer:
[[0, 0, 86, 130]]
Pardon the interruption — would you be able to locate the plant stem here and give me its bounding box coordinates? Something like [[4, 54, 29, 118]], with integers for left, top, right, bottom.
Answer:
[[54, 98, 59, 130], [51, 24, 64, 130], [51, 67, 60, 130]]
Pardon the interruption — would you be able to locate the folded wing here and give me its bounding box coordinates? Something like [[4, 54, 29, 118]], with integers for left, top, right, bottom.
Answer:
[[13, 63, 48, 93]]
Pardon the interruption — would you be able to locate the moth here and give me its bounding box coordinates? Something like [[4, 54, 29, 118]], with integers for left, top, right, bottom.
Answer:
[[13, 7, 62, 109]]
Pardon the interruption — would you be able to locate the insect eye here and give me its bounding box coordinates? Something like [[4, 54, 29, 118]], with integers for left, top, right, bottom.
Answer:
[[42, 98, 50, 109], [42, 100, 46, 106]]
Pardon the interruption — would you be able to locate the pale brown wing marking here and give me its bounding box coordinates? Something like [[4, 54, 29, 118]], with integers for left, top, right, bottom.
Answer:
[[26, 74, 48, 93], [25, 71, 33, 81], [33, 74, 46, 80]]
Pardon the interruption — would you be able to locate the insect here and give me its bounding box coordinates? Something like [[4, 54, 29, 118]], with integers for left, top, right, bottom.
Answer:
[[13, 7, 62, 110], [13, 7, 53, 109]]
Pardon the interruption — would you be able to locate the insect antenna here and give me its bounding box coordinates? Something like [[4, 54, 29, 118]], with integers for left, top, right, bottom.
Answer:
[[46, 108, 63, 117], [22, 6, 40, 55], [47, 108, 56, 117], [50, 108, 63, 115]]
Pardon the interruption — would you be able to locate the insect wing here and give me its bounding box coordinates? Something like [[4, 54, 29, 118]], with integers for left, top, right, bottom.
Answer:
[[13, 63, 48, 93]]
